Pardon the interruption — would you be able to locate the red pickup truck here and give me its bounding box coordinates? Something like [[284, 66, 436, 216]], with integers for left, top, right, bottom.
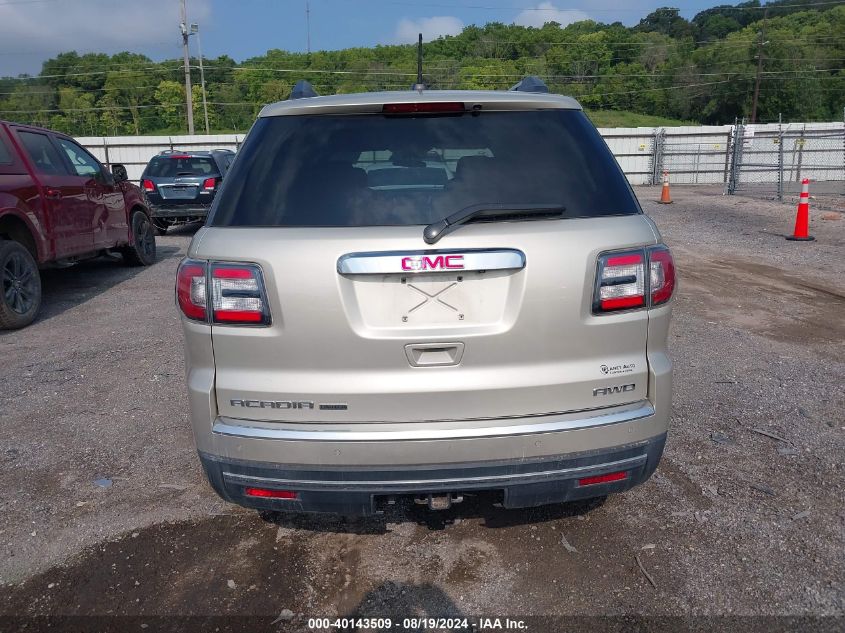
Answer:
[[0, 120, 155, 329]]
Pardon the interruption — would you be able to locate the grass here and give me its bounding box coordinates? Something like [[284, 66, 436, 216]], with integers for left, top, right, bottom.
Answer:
[[586, 110, 698, 128]]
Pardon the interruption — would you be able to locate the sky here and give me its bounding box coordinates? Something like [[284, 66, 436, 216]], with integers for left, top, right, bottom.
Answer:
[[0, 0, 732, 77]]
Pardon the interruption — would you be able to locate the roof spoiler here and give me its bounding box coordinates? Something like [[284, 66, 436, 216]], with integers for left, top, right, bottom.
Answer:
[[290, 80, 319, 100], [509, 76, 549, 94]]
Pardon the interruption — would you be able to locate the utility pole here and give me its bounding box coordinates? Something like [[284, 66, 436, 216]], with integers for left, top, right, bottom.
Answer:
[[180, 0, 195, 135], [750, 7, 768, 124], [192, 24, 210, 134], [305, 0, 311, 54]]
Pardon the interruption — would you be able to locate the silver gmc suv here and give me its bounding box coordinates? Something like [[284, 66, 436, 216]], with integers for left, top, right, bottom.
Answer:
[[177, 78, 675, 516]]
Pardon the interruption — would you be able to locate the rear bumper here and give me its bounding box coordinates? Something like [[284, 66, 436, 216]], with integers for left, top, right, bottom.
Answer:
[[199, 433, 666, 515], [149, 204, 210, 219], [182, 315, 673, 516]]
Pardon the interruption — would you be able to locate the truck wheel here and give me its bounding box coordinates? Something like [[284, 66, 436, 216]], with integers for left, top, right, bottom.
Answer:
[[0, 240, 42, 330], [122, 210, 157, 267], [152, 218, 171, 235]]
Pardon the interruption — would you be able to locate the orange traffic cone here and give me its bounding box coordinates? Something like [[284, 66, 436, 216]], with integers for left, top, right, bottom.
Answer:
[[786, 178, 815, 241], [658, 170, 672, 204]]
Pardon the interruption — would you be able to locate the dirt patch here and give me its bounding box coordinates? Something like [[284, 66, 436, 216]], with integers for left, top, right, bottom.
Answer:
[[0, 516, 305, 617], [0, 498, 688, 619], [676, 249, 845, 352], [654, 457, 713, 511], [1, 200, 844, 621]]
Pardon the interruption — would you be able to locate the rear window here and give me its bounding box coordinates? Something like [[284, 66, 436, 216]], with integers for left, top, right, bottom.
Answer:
[[145, 155, 217, 178], [210, 109, 639, 227], [0, 135, 12, 165]]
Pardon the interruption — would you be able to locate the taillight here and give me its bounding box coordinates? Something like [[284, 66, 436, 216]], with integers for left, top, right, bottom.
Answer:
[[176, 259, 207, 321], [202, 177, 216, 191], [175, 259, 271, 326], [593, 245, 675, 314], [142, 179, 155, 192], [594, 250, 646, 313], [211, 263, 270, 325], [649, 245, 676, 306]]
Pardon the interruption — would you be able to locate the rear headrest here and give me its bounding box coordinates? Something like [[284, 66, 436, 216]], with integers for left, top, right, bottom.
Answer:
[[454, 155, 494, 181], [313, 162, 367, 189]]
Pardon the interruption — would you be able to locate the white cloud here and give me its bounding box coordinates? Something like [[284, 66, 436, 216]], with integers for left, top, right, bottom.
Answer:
[[0, 0, 211, 76], [514, 2, 590, 28], [394, 16, 465, 44]]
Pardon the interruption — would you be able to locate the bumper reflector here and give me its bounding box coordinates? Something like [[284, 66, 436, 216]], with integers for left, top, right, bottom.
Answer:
[[578, 471, 628, 486], [244, 487, 298, 499]]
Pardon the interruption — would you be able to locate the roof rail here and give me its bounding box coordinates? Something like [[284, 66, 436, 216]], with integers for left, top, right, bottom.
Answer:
[[509, 76, 549, 94], [290, 80, 319, 100]]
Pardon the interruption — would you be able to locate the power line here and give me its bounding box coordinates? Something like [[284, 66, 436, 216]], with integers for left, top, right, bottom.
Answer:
[[0, 0, 62, 5], [1, 62, 842, 95], [348, 0, 845, 11], [0, 101, 262, 115], [476, 34, 845, 47], [1, 29, 842, 80], [0, 42, 179, 56], [1, 32, 840, 60], [4, 68, 842, 114]]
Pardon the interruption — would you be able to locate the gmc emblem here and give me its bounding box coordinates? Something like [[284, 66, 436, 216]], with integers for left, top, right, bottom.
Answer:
[[593, 383, 636, 397], [401, 255, 464, 272]]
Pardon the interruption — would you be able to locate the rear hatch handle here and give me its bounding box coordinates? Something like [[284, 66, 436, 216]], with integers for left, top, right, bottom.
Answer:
[[405, 342, 465, 367], [423, 203, 566, 244]]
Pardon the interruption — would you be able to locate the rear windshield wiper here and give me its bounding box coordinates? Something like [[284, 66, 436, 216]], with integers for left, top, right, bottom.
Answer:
[[423, 203, 566, 244]]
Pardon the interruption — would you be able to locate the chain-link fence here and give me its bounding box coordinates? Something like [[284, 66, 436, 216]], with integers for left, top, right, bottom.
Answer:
[[600, 118, 843, 204], [658, 129, 734, 185], [724, 119, 845, 210]]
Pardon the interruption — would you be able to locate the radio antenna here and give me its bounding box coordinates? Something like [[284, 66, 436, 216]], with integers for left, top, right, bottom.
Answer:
[[413, 33, 425, 91]]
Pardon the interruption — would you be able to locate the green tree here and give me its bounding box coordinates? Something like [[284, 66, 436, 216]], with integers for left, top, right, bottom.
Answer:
[[154, 80, 185, 131], [3, 84, 56, 128], [4, 1, 844, 134], [49, 87, 98, 135], [635, 8, 696, 39]]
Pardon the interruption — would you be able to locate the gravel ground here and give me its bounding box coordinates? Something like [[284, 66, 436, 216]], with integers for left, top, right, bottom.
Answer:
[[0, 187, 842, 629]]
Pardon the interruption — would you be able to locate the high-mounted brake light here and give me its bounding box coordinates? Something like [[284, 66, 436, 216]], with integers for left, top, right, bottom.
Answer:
[[202, 177, 216, 191], [382, 102, 465, 114], [176, 259, 207, 321], [142, 179, 155, 192], [593, 245, 676, 314], [175, 259, 271, 326], [168, 154, 191, 159]]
